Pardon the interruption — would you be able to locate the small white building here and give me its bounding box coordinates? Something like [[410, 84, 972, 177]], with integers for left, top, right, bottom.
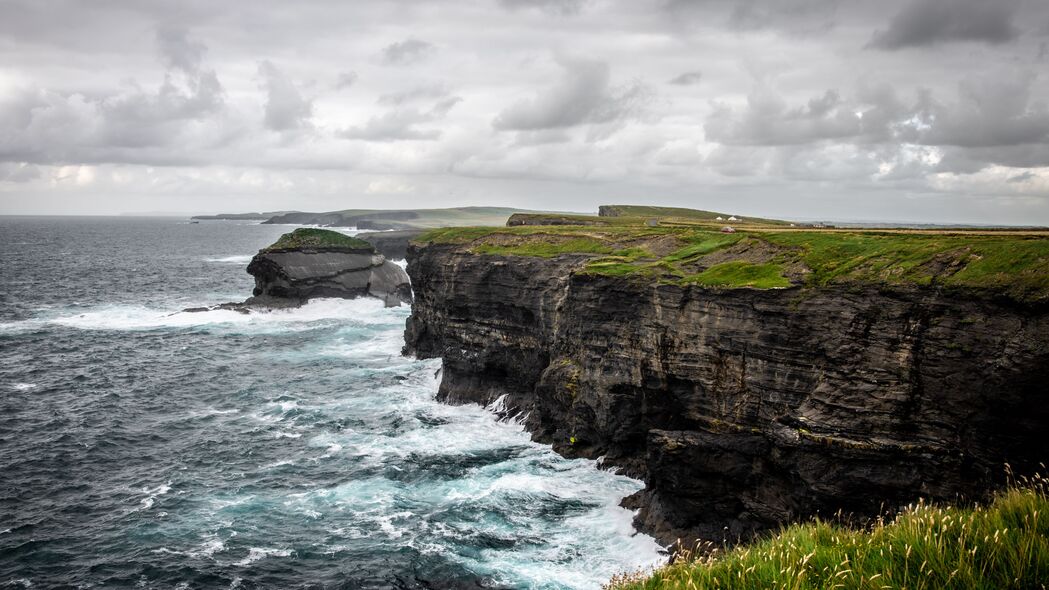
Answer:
[[727, 216, 739, 221], [715, 216, 724, 221]]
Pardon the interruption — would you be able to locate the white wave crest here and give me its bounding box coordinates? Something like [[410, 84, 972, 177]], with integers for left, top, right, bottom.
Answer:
[[235, 547, 292, 566], [204, 255, 253, 264], [41, 298, 406, 333]]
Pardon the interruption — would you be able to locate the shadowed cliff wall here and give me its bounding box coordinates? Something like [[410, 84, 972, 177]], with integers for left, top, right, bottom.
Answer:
[[403, 242, 1049, 546]]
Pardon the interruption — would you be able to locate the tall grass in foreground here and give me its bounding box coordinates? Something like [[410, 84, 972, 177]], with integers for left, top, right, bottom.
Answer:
[[608, 475, 1048, 590]]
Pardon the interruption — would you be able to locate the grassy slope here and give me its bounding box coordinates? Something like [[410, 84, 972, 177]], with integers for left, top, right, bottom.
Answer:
[[601, 204, 791, 226], [608, 481, 1048, 590], [264, 228, 373, 251], [414, 224, 1049, 301], [332, 207, 544, 228]]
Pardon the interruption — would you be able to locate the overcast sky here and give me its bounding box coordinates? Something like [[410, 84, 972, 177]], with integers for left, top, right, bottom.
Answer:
[[1, 0, 1048, 223]]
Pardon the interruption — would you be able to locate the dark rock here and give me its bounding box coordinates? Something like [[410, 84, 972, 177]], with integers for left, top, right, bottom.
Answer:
[[403, 242, 1049, 547], [247, 245, 411, 307], [357, 229, 427, 259]]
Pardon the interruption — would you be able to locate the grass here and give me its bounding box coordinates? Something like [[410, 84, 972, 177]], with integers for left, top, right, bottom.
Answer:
[[264, 228, 373, 251], [765, 232, 1049, 301], [414, 223, 1049, 301], [684, 261, 792, 289], [475, 237, 647, 259], [608, 477, 1049, 590], [600, 204, 791, 226]]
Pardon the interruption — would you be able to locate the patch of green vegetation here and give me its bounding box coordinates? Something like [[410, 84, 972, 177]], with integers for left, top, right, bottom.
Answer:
[[682, 261, 791, 289], [583, 260, 661, 277], [415, 222, 1049, 301], [476, 237, 646, 259], [608, 480, 1049, 590], [264, 228, 373, 251], [765, 232, 1049, 300], [663, 233, 745, 263], [507, 213, 643, 227], [416, 224, 669, 244], [415, 225, 509, 244], [601, 204, 790, 226]]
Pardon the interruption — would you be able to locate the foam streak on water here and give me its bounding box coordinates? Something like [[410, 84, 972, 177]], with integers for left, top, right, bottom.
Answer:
[[0, 217, 663, 589]]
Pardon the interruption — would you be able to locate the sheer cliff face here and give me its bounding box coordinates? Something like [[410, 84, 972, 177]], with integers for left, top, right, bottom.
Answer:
[[403, 243, 1049, 546]]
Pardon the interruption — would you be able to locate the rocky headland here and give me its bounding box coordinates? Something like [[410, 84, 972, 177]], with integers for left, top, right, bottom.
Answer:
[[402, 221, 1049, 547], [246, 228, 412, 307], [356, 229, 426, 260], [187, 228, 412, 313]]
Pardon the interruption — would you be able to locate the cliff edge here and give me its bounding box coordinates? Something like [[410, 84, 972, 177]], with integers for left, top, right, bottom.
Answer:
[[246, 228, 412, 307], [403, 226, 1049, 547]]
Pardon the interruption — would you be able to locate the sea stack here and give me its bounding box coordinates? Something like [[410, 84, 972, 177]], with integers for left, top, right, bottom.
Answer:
[[246, 228, 412, 307]]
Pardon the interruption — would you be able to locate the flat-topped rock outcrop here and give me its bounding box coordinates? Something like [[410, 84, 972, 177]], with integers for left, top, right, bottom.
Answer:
[[246, 228, 412, 307]]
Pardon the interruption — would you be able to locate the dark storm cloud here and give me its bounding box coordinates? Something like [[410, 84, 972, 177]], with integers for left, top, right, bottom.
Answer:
[[380, 39, 434, 65], [258, 61, 313, 131], [339, 96, 461, 141], [668, 71, 702, 86], [492, 57, 649, 132], [869, 0, 1020, 50]]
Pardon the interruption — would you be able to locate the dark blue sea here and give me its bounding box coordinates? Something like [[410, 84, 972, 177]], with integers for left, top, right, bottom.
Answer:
[[0, 217, 662, 589]]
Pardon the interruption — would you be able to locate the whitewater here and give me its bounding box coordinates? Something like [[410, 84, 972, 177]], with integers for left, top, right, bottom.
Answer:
[[0, 216, 663, 589]]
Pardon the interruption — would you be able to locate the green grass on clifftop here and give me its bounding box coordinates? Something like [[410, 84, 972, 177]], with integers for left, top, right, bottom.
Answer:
[[264, 228, 372, 251], [600, 204, 790, 226], [414, 224, 1049, 301], [608, 479, 1049, 590], [684, 261, 793, 289]]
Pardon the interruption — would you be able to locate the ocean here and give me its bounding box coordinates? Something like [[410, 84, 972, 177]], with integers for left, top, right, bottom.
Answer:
[[0, 217, 664, 589]]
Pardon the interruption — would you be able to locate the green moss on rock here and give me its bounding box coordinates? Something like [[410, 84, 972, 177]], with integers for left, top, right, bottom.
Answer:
[[263, 228, 374, 252]]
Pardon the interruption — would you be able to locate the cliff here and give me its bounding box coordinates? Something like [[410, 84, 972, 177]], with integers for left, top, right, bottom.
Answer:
[[357, 229, 426, 259], [246, 228, 412, 307], [403, 231, 1049, 546]]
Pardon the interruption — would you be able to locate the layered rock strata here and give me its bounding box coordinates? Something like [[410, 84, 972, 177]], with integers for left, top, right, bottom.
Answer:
[[357, 229, 426, 260], [403, 242, 1049, 546], [247, 245, 412, 307]]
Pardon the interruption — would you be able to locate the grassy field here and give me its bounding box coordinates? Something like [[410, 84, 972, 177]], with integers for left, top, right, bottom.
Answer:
[[414, 221, 1049, 301], [333, 206, 538, 228], [264, 228, 372, 251], [607, 478, 1049, 590], [600, 204, 792, 226]]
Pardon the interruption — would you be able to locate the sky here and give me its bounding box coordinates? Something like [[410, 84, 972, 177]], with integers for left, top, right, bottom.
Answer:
[[1, 0, 1049, 224]]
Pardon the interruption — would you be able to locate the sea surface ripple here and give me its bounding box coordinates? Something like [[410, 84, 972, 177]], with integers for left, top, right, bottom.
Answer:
[[0, 217, 663, 589]]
